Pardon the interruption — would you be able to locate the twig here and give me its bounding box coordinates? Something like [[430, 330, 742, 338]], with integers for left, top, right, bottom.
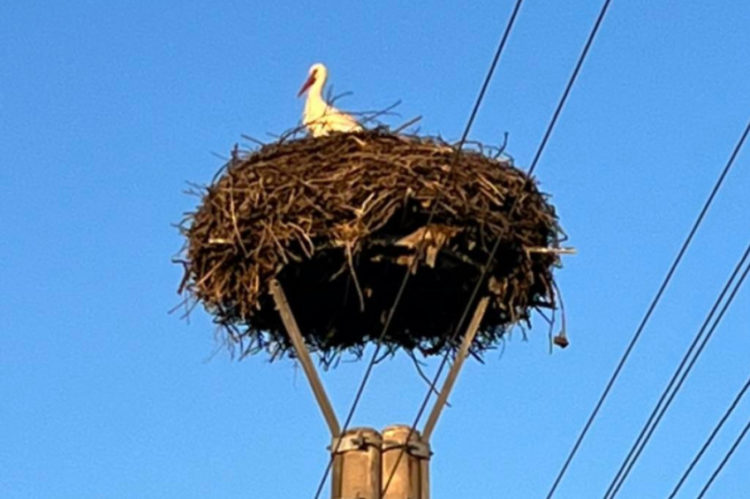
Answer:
[[393, 116, 423, 134]]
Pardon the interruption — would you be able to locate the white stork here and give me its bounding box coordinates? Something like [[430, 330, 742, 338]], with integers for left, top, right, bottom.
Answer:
[[298, 63, 363, 137]]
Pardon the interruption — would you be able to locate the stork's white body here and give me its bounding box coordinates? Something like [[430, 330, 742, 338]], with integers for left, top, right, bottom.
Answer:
[[298, 63, 363, 137]]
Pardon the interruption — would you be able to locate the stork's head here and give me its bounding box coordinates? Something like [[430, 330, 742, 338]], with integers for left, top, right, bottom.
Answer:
[[298, 62, 327, 97]]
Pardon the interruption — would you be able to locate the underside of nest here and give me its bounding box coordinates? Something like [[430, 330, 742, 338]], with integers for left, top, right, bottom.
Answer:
[[177, 128, 566, 365]]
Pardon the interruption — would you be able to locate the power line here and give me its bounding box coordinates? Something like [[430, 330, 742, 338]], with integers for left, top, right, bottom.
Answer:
[[311, 2, 526, 497], [670, 376, 750, 498], [605, 244, 750, 496], [604, 243, 750, 497], [697, 418, 750, 498], [381, 0, 615, 495], [547, 117, 750, 497]]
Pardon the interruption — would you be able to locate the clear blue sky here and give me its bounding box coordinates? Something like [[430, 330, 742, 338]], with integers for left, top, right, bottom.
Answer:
[[2, 1, 749, 497]]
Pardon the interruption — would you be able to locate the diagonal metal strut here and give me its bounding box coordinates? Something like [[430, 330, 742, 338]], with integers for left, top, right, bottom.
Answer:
[[270, 279, 340, 437], [422, 296, 490, 442]]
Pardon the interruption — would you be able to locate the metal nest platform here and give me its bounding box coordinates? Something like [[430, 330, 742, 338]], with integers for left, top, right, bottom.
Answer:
[[176, 128, 567, 364]]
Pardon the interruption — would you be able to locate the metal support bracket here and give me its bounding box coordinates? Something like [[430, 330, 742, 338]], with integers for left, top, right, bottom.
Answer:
[[269, 279, 340, 438], [421, 296, 490, 443], [381, 440, 432, 459], [329, 428, 383, 453]]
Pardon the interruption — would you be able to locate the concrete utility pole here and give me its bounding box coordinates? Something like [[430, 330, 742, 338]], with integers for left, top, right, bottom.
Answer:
[[327, 424, 431, 499], [271, 280, 489, 498]]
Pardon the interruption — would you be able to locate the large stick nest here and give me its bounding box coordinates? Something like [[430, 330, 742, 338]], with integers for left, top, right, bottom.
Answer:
[[177, 129, 566, 364]]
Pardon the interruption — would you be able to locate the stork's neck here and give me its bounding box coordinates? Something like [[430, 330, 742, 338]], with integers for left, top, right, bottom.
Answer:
[[305, 76, 327, 112]]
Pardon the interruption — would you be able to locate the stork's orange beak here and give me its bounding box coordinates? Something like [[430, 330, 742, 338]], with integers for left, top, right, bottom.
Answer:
[[298, 74, 316, 97]]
